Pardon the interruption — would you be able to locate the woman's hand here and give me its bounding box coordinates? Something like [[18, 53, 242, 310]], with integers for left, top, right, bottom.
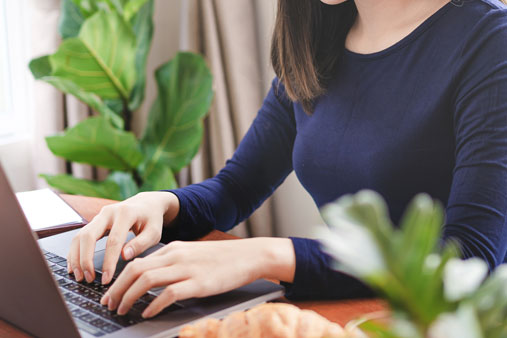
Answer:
[[67, 191, 180, 285], [100, 237, 296, 318]]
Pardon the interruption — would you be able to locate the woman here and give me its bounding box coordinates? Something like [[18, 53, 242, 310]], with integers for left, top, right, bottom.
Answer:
[[67, 0, 507, 319]]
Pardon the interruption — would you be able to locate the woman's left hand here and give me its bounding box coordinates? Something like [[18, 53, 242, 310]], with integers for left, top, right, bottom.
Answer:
[[100, 237, 296, 318]]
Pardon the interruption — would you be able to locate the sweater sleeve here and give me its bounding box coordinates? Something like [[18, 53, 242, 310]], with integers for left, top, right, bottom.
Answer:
[[443, 11, 507, 268], [162, 78, 297, 241]]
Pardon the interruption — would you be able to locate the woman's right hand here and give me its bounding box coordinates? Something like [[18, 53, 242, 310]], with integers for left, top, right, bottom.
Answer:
[[67, 191, 180, 285]]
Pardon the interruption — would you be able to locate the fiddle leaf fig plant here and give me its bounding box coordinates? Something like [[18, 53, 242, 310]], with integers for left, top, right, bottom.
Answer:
[[319, 190, 507, 338], [29, 0, 213, 200]]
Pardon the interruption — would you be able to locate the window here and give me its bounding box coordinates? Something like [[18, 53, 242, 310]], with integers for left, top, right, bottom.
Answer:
[[0, 0, 31, 141]]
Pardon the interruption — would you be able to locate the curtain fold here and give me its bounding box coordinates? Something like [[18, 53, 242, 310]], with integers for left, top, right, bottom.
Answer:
[[179, 0, 275, 238], [29, 0, 66, 188]]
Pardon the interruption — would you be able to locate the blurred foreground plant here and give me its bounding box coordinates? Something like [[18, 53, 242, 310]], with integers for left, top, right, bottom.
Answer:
[[319, 190, 507, 338]]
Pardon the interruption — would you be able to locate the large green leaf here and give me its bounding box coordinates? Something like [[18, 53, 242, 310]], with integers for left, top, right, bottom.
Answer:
[[50, 10, 136, 100], [71, 0, 149, 21], [45, 116, 143, 171], [59, 0, 85, 39], [29, 56, 124, 129], [138, 160, 177, 192], [128, 0, 154, 112], [40, 174, 122, 200], [71, 0, 116, 18], [107, 171, 139, 199], [141, 52, 213, 177], [123, 0, 150, 21]]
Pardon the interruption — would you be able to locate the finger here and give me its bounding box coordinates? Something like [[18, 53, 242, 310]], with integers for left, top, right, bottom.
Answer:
[[150, 240, 184, 257], [102, 255, 170, 309], [116, 266, 185, 315], [142, 280, 198, 318], [68, 235, 83, 281], [101, 221, 131, 285], [79, 216, 111, 283], [122, 224, 162, 261]]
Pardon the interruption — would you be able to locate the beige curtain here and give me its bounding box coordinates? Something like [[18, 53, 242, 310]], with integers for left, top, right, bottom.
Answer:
[[29, 0, 97, 186], [178, 0, 275, 238], [29, 0, 66, 188]]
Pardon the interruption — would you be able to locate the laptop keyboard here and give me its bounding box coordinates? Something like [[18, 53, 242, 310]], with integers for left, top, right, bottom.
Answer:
[[42, 249, 183, 337]]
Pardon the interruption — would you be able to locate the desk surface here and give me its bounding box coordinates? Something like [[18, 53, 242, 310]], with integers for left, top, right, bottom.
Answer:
[[1, 194, 386, 337]]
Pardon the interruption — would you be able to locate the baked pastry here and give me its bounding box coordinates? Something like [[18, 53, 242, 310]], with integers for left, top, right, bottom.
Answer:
[[179, 302, 359, 338]]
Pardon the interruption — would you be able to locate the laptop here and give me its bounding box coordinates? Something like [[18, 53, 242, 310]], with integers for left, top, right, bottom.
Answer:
[[0, 165, 284, 337]]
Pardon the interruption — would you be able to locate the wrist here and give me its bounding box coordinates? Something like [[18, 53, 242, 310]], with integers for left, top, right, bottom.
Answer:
[[137, 191, 180, 227], [254, 238, 296, 283], [161, 192, 180, 227]]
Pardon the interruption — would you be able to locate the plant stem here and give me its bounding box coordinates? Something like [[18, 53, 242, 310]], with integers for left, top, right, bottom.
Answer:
[[133, 169, 143, 188], [122, 99, 133, 131]]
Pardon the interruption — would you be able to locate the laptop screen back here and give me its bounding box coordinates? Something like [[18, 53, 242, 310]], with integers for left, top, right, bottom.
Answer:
[[0, 165, 80, 338]]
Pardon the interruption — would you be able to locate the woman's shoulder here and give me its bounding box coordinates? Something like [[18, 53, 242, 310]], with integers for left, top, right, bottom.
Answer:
[[453, 0, 507, 23], [449, 0, 507, 57]]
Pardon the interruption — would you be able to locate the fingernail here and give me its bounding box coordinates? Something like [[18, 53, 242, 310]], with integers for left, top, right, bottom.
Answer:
[[124, 247, 134, 260], [142, 308, 152, 318], [102, 271, 110, 285], [84, 271, 93, 283], [108, 297, 116, 311], [117, 305, 127, 316], [101, 293, 109, 306], [74, 269, 83, 281], [67, 262, 71, 273]]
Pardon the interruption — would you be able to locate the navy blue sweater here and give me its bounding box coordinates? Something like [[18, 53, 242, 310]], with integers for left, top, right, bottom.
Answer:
[[163, 0, 507, 299]]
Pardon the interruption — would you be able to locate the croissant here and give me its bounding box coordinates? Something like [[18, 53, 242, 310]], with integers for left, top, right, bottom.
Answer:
[[179, 303, 362, 338]]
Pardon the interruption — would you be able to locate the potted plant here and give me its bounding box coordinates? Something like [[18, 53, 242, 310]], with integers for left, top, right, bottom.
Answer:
[[319, 190, 507, 337], [29, 0, 213, 200]]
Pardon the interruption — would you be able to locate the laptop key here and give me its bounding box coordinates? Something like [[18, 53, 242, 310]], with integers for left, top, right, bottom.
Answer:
[[48, 256, 66, 264], [51, 265, 64, 272], [110, 313, 142, 327], [79, 312, 97, 323], [57, 260, 68, 267], [132, 300, 149, 312], [102, 323, 121, 334], [57, 278, 72, 287], [71, 308, 86, 318], [75, 318, 105, 337], [140, 293, 156, 303]]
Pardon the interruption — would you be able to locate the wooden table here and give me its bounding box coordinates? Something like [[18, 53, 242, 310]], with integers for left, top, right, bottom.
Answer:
[[0, 195, 386, 337]]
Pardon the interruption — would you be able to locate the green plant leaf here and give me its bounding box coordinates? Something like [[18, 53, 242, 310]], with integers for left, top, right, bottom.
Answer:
[[128, 0, 154, 112], [468, 265, 507, 338], [50, 10, 136, 100], [29, 56, 124, 129], [141, 52, 213, 177], [70, 0, 149, 21], [106, 171, 139, 199], [45, 116, 143, 170], [71, 0, 115, 17], [123, 0, 150, 21], [40, 174, 122, 200], [59, 0, 85, 39], [138, 160, 177, 192]]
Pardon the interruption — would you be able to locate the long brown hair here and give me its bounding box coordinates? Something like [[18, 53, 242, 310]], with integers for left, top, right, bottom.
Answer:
[[271, 1, 356, 114]]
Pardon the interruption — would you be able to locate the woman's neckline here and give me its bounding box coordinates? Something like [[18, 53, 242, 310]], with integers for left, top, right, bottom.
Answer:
[[344, 1, 454, 61]]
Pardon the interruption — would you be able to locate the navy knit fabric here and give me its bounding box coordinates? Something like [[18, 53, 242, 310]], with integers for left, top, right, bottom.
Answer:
[[162, 0, 507, 299]]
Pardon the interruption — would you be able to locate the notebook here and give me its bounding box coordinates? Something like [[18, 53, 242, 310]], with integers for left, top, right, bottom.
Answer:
[[16, 188, 87, 237]]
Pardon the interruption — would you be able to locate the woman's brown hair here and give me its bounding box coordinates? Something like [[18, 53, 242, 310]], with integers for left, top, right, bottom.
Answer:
[[271, 0, 356, 114]]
